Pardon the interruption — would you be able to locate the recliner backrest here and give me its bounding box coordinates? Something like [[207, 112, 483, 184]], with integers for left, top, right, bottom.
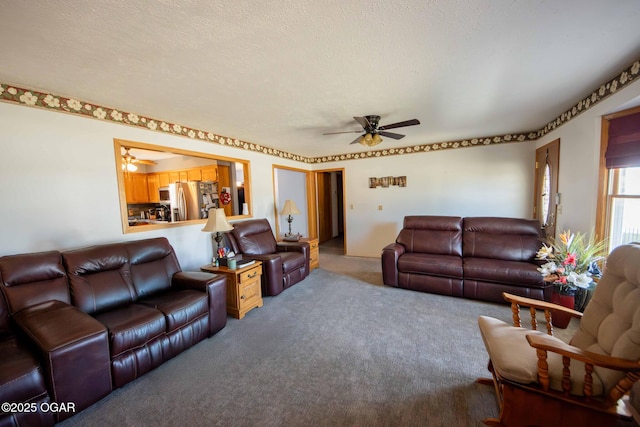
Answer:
[[571, 243, 640, 393], [126, 237, 181, 298], [63, 243, 135, 314], [231, 219, 278, 255], [0, 250, 70, 333], [396, 216, 463, 256], [462, 217, 542, 261]]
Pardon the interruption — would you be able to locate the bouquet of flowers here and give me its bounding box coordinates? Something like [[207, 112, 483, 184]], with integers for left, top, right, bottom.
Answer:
[[535, 230, 606, 294]]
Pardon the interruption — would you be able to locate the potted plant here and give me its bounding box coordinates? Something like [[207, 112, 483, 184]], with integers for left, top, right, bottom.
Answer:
[[535, 230, 606, 327]]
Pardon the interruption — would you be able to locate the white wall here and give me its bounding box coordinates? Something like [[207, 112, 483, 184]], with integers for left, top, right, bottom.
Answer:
[[0, 103, 303, 269], [323, 141, 535, 257], [535, 78, 640, 234], [273, 168, 309, 238], [2, 76, 640, 264]]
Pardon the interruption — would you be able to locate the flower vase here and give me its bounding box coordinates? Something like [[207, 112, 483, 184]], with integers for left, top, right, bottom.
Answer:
[[551, 289, 575, 329]]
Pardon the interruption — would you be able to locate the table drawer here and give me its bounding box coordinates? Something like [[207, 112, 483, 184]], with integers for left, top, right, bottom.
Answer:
[[239, 265, 261, 283]]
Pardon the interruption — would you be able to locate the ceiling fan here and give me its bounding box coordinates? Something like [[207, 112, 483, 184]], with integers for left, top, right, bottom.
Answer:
[[122, 147, 157, 172], [323, 115, 420, 147]]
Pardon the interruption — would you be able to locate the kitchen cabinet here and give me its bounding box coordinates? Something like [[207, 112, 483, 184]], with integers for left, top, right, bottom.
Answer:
[[147, 174, 160, 203], [169, 172, 180, 183], [218, 164, 232, 217], [187, 169, 202, 181], [158, 173, 170, 187], [201, 166, 218, 182], [124, 173, 149, 204]]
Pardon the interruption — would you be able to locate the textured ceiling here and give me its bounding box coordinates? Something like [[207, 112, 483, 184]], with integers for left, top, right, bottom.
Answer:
[[2, 0, 640, 158]]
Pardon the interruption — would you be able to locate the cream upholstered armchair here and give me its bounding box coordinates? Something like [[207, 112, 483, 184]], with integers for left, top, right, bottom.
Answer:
[[477, 243, 640, 427]]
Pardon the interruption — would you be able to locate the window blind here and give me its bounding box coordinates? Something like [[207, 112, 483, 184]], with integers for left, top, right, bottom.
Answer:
[[606, 111, 640, 168]]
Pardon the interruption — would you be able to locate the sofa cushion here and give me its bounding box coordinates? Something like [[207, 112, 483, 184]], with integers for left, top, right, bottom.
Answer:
[[398, 253, 463, 278], [0, 335, 48, 404], [138, 290, 208, 333], [127, 238, 181, 298], [478, 315, 605, 396], [63, 244, 136, 314], [462, 217, 542, 261], [0, 251, 70, 319], [93, 304, 166, 357], [397, 216, 463, 256], [463, 258, 543, 286]]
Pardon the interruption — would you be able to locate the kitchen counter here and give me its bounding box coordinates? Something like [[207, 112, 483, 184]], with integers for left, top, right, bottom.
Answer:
[[128, 219, 171, 226]]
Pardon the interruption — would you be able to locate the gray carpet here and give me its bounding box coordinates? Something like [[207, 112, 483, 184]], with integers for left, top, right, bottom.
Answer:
[[59, 267, 576, 427]]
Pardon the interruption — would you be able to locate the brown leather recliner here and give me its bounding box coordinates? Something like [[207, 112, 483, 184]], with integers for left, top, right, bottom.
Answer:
[[0, 250, 112, 425], [228, 219, 310, 296]]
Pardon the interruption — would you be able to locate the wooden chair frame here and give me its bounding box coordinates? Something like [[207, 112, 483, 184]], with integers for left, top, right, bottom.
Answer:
[[478, 292, 640, 427]]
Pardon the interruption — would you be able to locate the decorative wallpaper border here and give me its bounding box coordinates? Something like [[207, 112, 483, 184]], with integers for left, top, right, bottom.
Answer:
[[1, 58, 638, 163]]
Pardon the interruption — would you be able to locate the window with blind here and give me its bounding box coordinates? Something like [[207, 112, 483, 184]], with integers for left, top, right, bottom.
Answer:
[[600, 108, 640, 253]]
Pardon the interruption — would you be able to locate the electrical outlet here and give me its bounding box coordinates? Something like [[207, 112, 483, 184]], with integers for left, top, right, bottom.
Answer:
[[557, 204, 563, 214], [350, 204, 354, 210]]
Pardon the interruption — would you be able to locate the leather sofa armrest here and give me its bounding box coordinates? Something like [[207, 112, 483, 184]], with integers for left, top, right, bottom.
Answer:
[[241, 254, 284, 296], [173, 271, 227, 336], [12, 300, 112, 421], [381, 243, 405, 287], [276, 241, 310, 255]]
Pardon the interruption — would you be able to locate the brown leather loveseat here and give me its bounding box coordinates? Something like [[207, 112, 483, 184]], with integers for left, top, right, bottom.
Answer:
[[382, 216, 550, 304], [0, 237, 227, 426]]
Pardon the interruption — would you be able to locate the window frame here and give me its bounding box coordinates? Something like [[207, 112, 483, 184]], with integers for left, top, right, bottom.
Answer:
[[596, 105, 640, 252]]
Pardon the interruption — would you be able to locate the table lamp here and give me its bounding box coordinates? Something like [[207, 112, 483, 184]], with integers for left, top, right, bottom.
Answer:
[[202, 208, 233, 261], [280, 199, 301, 241]]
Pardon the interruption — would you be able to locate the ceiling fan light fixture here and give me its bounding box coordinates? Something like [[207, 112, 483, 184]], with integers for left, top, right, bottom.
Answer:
[[359, 133, 382, 147]]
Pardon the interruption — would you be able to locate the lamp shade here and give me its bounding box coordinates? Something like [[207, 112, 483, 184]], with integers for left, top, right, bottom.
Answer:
[[201, 208, 233, 233], [280, 199, 301, 216]]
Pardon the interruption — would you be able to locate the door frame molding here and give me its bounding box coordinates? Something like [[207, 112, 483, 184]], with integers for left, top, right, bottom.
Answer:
[[313, 167, 346, 254], [533, 138, 560, 238], [272, 164, 317, 239]]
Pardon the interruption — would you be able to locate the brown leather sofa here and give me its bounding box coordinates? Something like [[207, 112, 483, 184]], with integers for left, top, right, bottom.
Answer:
[[227, 219, 310, 296], [382, 216, 550, 303], [0, 237, 227, 425]]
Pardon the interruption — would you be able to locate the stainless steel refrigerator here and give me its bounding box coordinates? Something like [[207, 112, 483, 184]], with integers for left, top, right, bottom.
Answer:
[[168, 181, 218, 221]]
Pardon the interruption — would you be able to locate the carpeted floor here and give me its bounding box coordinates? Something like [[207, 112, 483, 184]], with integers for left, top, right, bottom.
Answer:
[[59, 238, 583, 427]]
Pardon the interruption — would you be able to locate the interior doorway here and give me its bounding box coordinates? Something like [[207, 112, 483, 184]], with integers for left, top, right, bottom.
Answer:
[[533, 139, 560, 239], [315, 169, 345, 254]]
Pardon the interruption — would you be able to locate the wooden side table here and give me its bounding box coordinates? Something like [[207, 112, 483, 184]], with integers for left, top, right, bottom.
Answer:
[[291, 237, 319, 271], [201, 261, 263, 319], [305, 238, 320, 271]]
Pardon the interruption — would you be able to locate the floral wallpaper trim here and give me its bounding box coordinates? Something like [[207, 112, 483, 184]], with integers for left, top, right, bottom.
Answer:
[[0, 85, 311, 163], [0, 58, 638, 164]]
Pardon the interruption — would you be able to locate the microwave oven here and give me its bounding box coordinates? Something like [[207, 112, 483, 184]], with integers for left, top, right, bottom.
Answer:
[[159, 187, 171, 204]]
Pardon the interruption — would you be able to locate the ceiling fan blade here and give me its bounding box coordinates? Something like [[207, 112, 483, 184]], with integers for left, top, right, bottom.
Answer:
[[322, 130, 363, 135], [378, 119, 420, 131], [353, 116, 371, 129], [136, 159, 157, 165], [378, 131, 405, 140], [349, 135, 364, 145]]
